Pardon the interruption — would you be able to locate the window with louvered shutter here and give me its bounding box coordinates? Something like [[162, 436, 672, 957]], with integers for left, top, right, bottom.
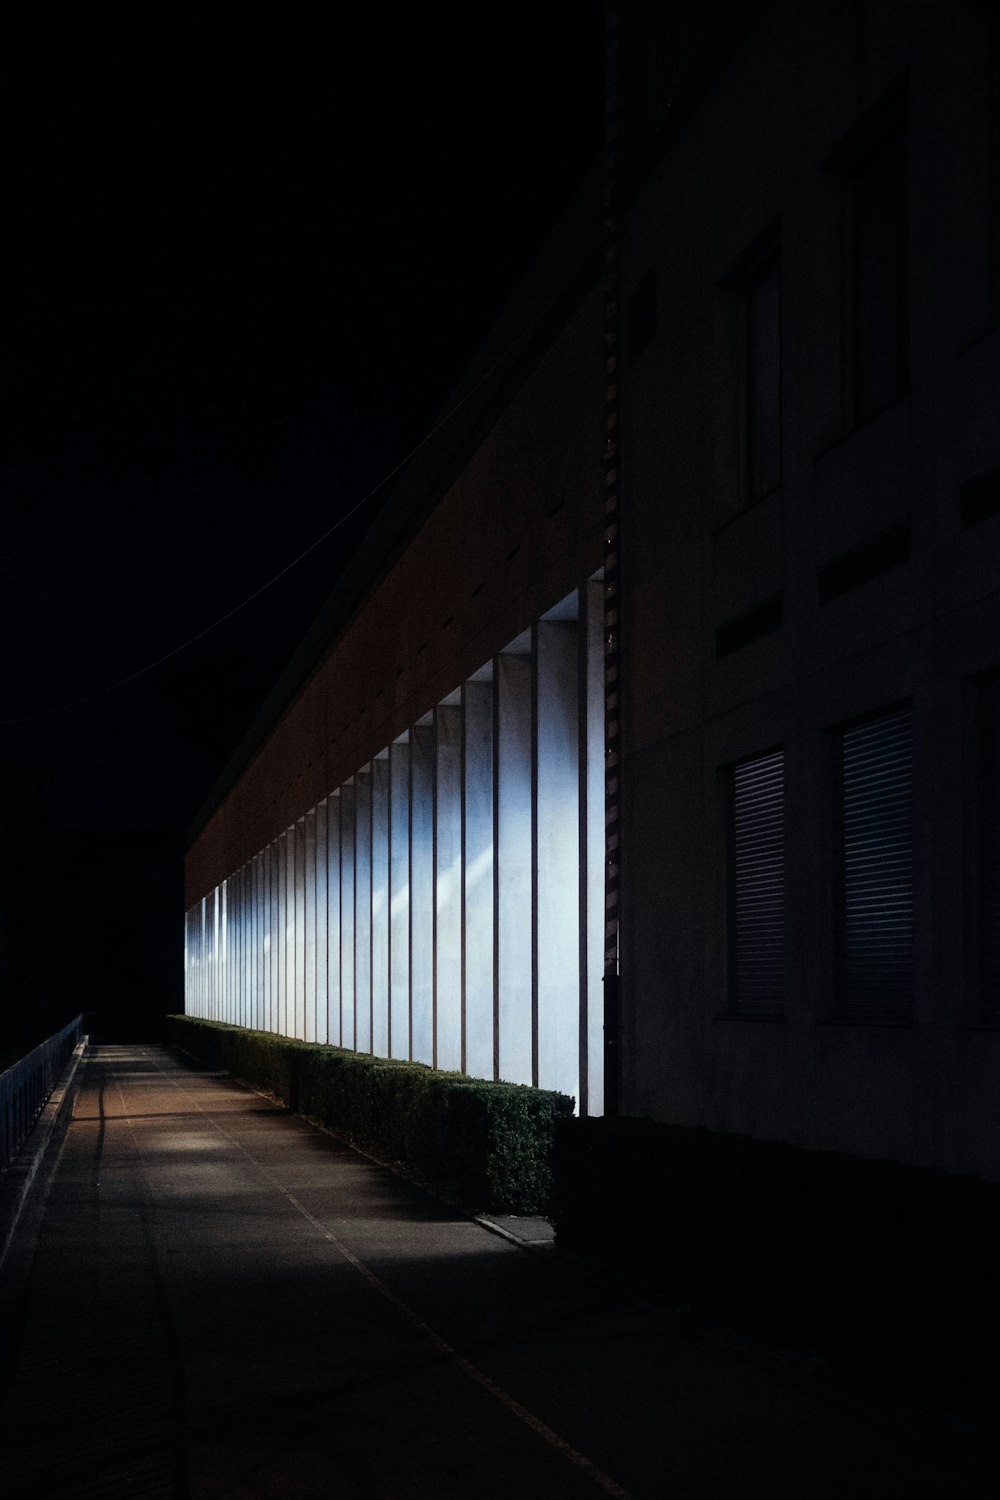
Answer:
[[730, 749, 785, 1015], [835, 708, 913, 1017], [976, 676, 1000, 1020]]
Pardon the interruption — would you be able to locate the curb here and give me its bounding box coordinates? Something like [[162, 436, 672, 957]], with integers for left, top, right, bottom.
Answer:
[[0, 1038, 88, 1272]]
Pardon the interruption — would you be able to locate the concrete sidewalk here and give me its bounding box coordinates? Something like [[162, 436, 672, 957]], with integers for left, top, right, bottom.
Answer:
[[0, 1044, 995, 1498]]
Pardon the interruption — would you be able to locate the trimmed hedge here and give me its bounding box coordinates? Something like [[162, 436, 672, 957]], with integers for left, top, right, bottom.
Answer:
[[164, 1015, 572, 1213], [551, 1115, 1000, 1428]]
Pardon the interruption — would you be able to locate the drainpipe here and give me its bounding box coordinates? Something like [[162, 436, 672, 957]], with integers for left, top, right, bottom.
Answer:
[[602, 1, 622, 1117]]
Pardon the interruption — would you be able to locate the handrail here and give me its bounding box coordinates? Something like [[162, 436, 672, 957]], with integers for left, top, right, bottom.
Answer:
[[0, 1016, 84, 1174]]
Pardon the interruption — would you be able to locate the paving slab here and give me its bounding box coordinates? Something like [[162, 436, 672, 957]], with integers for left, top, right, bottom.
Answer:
[[0, 1043, 997, 1498]]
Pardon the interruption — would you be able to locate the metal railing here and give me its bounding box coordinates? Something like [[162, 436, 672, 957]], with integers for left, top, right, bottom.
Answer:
[[0, 1016, 84, 1174]]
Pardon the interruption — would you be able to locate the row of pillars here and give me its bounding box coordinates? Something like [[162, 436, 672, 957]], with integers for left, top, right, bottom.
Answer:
[[185, 582, 605, 1113]]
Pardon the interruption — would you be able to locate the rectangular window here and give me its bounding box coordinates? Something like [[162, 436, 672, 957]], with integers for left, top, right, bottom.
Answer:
[[849, 123, 908, 423], [975, 675, 1000, 1020], [729, 749, 785, 1015], [716, 593, 783, 657], [745, 251, 781, 501], [834, 707, 913, 1018]]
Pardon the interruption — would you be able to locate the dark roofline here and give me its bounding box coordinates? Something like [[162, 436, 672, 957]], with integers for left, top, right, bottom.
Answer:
[[187, 152, 605, 847]]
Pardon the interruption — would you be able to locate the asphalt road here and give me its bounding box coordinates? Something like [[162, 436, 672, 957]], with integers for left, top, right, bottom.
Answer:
[[0, 1044, 996, 1498]]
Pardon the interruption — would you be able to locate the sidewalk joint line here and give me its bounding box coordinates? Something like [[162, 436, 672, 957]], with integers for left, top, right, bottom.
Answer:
[[140, 1047, 634, 1500]]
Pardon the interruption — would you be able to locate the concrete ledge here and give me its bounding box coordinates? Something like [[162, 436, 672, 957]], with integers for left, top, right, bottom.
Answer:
[[0, 1038, 87, 1271]]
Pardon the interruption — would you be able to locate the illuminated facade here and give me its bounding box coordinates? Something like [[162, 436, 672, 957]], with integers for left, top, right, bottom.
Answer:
[[185, 172, 608, 1112], [185, 587, 605, 1109]]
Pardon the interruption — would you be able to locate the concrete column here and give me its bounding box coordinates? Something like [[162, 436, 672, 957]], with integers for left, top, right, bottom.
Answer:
[[231, 875, 236, 1026], [389, 736, 411, 1058], [207, 885, 215, 1022], [324, 795, 340, 1046], [251, 858, 260, 1032], [584, 578, 605, 1114], [273, 840, 281, 1034], [239, 865, 247, 1029], [277, 831, 288, 1037], [314, 806, 328, 1043], [250, 862, 256, 1029], [236, 874, 242, 1026], [226, 877, 233, 1025], [210, 890, 217, 1020], [217, 881, 226, 1024], [293, 819, 307, 1040], [354, 768, 372, 1053], [183, 908, 190, 1014], [464, 674, 494, 1080], [203, 895, 208, 1019], [210, 890, 216, 1020], [261, 852, 267, 1031], [238, 870, 245, 1032], [372, 753, 390, 1058], [188, 906, 196, 1017], [340, 781, 356, 1051], [304, 810, 317, 1042], [262, 858, 269, 1032], [536, 613, 581, 1104], [197, 902, 203, 1018], [410, 720, 435, 1065], [435, 702, 462, 1071], [245, 864, 252, 1029], [266, 842, 276, 1033], [496, 648, 533, 1086]]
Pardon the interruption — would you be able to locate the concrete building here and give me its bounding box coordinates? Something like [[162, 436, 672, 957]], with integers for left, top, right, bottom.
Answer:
[[185, 168, 609, 1114], [186, 0, 1000, 1178], [615, 0, 1000, 1178]]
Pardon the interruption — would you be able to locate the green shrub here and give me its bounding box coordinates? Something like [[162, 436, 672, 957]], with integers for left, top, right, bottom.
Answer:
[[164, 1015, 572, 1213]]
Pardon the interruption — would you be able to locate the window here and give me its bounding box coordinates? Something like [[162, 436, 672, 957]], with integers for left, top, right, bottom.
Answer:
[[716, 593, 783, 657], [744, 250, 781, 501], [834, 707, 913, 1018], [729, 749, 785, 1015], [974, 675, 1000, 1020], [817, 520, 911, 604], [961, 464, 1000, 530], [848, 122, 908, 423]]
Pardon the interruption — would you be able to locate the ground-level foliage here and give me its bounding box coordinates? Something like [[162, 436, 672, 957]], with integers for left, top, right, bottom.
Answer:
[[164, 1015, 572, 1213]]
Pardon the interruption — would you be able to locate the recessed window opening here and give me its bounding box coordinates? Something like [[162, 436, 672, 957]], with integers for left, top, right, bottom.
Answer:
[[817, 520, 911, 603], [716, 593, 784, 657], [961, 464, 1000, 530], [974, 673, 1000, 1020], [834, 706, 913, 1019], [729, 749, 785, 1016]]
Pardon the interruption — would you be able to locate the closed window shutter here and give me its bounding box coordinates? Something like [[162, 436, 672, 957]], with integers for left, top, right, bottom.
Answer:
[[977, 677, 1000, 1019], [731, 749, 785, 1014], [836, 708, 913, 1016]]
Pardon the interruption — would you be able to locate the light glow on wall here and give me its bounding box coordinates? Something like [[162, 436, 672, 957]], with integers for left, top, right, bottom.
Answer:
[[184, 580, 606, 1113]]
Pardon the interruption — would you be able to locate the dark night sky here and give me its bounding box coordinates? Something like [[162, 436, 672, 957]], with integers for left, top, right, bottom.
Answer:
[[4, 14, 605, 830], [1, 16, 605, 1036]]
